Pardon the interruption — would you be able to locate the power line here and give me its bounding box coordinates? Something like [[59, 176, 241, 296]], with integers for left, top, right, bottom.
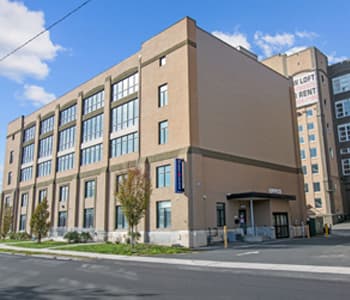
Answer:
[[0, 0, 92, 63]]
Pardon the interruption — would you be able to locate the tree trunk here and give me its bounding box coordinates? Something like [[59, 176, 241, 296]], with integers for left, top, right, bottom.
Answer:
[[131, 225, 135, 248], [38, 233, 41, 243]]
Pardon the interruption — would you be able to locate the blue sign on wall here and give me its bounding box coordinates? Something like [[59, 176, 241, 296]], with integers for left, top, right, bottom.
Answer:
[[175, 158, 184, 193]]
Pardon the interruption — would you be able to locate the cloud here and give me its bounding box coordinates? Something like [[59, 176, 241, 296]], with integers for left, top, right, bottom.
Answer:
[[212, 30, 251, 50], [254, 31, 295, 57], [284, 46, 307, 56], [295, 31, 318, 39], [327, 52, 348, 64], [22, 84, 56, 107], [0, 0, 62, 82]]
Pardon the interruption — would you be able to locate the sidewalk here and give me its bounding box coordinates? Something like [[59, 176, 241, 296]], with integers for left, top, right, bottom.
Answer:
[[332, 221, 350, 237]]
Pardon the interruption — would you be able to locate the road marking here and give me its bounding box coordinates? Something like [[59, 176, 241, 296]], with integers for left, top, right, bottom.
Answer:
[[236, 251, 259, 256]]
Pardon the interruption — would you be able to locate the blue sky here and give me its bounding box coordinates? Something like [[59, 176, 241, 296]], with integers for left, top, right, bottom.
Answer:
[[0, 0, 349, 189]]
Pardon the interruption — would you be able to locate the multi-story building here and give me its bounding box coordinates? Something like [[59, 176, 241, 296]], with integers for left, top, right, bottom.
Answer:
[[263, 48, 344, 224], [0, 17, 305, 247], [328, 60, 350, 216]]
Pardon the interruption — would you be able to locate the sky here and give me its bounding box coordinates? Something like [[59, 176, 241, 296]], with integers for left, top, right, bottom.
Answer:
[[0, 0, 349, 190]]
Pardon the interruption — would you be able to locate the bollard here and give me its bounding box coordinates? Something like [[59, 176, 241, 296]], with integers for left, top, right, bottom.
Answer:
[[325, 224, 329, 238], [224, 225, 228, 249]]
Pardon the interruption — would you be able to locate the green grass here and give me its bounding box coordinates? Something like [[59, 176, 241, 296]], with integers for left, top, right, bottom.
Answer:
[[55, 243, 190, 256], [11, 241, 67, 249], [0, 239, 22, 243]]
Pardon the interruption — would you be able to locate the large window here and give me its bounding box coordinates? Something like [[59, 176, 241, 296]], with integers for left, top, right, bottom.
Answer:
[[332, 73, 350, 95], [22, 143, 34, 164], [338, 123, 350, 142], [38, 189, 47, 203], [84, 180, 95, 198], [19, 215, 26, 231], [58, 211, 67, 227], [39, 136, 53, 158], [342, 158, 350, 176], [335, 98, 350, 119], [159, 120, 168, 144], [20, 167, 33, 182], [159, 84, 168, 107], [23, 125, 35, 142], [82, 114, 103, 142], [112, 73, 139, 101], [216, 203, 226, 227], [37, 160, 52, 177], [84, 208, 94, 228], [57, 153, 74, 172], [59, 186, 69, 202], [157, 201, 171, 228], [58, 126, 76, 151], [111, 99, 139, 132], [60, 104, 76, 126], [156, 165, 171, 188], [110, 132, 138, 158], [81, 144, 102, 165], [116, 206, 128, 229], [313, 182, 321, 192], [21, 193, 28, 207], [40, 115, 54, 135], [83, 90, 104, 115]]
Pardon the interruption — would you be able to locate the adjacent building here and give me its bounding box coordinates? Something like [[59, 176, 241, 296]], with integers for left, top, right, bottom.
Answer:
[[263, 48, 344, 224], [0, 17, 306, 247]]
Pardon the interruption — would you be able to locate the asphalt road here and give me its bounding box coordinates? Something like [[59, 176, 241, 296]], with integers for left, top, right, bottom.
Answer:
[[0, 253, 350, 300]]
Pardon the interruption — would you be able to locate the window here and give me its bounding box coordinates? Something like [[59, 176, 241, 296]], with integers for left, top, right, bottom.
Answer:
[[307, 123, 314, 130], [84, 180, 95, 198], [304, 183, 309, 193], [309, 134, 316, 142], [84, 208, 94, 228], [19, 215, 26, 231], [58, 126, 76, 151], [83, 90, 104, 115], [7, 172, 12, 185], [58, 211, 67, 227], [338, 123, 350, 142], [116, 174, 127, 193], [111, 99, 139, 132], [157, 201, 171, 228], [37, 160, 52, 177], [40, 115, 54, 135], [300, 149, 306, 160], [216, 203, 226, 227], [302, 165, 307, 175], [110, 132, 138, 158], [9, 151, 14, 164], [60, 104, 77, 126], [159, 56, 166, 66], [38, 136, 53, 158], [4, 196, 11, 207], [22, 144, 34, 164], [313, 182, 321, 192], [332, 73, 350, 95], [82, 114, 103, 142], [159, 84, 168, 107], [312, 164, 319, 174], [310, 148, 317, 158], [59, 186, 69, 202], [159, 120, 168, 144], [38, 189, 47, 203], [21, 193, 28, 207], [298, 125, 303, 132], [116, 206, 128, 229], [315, 198, 322, 208], [306, 109, 313, 117], [342, 158, 350, 176], [57, 153, 74, 172], [81, 144, 102, 165], [20, 167, 33, 182], [23, 125, 35, 142], [335, 99, 350, 118], [299, 136, 304, 144], [156, 165, 171, 188], [112, 73, 139, 101], [340, 147, 350, 155]]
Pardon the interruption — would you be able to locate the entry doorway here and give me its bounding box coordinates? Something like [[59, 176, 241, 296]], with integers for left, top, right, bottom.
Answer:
[[273, 212, 289, 239]]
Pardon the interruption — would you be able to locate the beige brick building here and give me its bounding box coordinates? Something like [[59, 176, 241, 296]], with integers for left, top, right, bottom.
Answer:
[[263, 48, 344, 225], [1, 17, 305, 247]]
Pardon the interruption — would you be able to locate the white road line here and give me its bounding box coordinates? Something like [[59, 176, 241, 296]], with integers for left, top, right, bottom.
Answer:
[[236, 251, 260, 256]]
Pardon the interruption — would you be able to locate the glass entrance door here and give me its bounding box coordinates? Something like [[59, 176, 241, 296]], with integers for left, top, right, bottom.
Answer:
[[273, 212, 289, 239]]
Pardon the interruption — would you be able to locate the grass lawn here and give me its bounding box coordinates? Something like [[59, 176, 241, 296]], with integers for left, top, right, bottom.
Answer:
[[55, 243, 190, 256], [0, 239, 22, 244], [11, 241, 68, 249]]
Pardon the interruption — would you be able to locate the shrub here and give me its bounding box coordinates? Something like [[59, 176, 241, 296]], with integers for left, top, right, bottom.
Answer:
[[64, 231, 80, 243], [15, 232, 31, 240], [80, 232, 92, 243]]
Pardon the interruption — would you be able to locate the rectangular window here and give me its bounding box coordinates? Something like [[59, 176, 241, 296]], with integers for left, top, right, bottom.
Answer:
[[306, 109, 313, 117], [59, 186, 69, 202], [299, 136, 304, 144], [23, 125, 36, 142], [116, 174, 127, 193], [38, 189, 47, 203], [310, 148, 317, 158], [110, 132, 138, 158], [300, 149, 306, 160], [21, 193, 28, 207], [338, 123, 350, 142], [116, 206, 128, 229], [159, 56, 166, 66], [4, 196, 11, 207], [304, 183, 309, 193], [60, 104, 77, 126], [84, 208, 94, 228], [38, 136, 53, 158], [340, 147, 350, 155], [156, 165, 171, 188], [307, 123, 314, 130], [159, 84, 168, 107], [85, 180, 95, 198], [302, 165, 307, 175], [22, 143, 34, 164], [37, 160, 52, 177], [83, 90, 104, 115], [313, 182, 321, 192], [332, 73, 350, 95], [40, 115, 55, 135], [216, 203, 226, 227], [19, 215, 26, 231], [58, 126, 76, 151], [312, 164, 319, 174], [58, 211, 67, 227], [20, 167, 33, 182], [82, 114, 103, 143], [157, 201, 171, 228], [57, 153, 74, 172], [112, 73, 139, 101], [335, 98, 350, 118], [309, 134, 316, 142], [159, 120, 168, 144], [9, 151, 14, 164], [111, 99, 139, 132], [342, 158, 350, 176], [7, 172, 12, 185], [81, 144, 102, 166], [298, 125, 303, 132], [315, 198, 322, 208]]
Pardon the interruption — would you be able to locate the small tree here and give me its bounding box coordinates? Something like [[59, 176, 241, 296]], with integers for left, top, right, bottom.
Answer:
[[30, 199, 50, 243], [116, 168, 151, 247], [1, 207, 13, 239]]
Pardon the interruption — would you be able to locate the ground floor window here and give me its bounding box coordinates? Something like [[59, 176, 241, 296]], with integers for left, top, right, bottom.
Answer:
[[116, 206, 128, 229], [216, 202, 226, 227], [84, 208, 94, 228], [157, 201, 171, 228], [19, 215, 26, 231], [58, 211, 67, 227]]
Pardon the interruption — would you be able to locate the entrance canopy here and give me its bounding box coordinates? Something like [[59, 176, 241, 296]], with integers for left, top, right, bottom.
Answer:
[[226, 192, 296, 201]]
